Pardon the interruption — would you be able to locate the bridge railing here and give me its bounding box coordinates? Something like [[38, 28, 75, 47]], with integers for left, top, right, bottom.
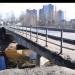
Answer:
[[25, 26, 63, 54], [6, 25, 75, 54]]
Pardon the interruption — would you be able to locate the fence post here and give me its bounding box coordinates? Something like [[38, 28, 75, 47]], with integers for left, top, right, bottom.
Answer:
[[45, 27, 48, 47], [19, 26, 21, 33], [30, 25, 32, 39], [23, 26, 24, 34], [22, 26, 23, 34], [15, 25, 16, 33], [36, 26, 38, 42], [59, 29, 63, 54], [26, 26, 27, 37]]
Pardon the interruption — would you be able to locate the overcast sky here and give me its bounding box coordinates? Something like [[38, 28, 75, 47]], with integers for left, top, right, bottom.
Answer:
[[0, 3, 75, 21]]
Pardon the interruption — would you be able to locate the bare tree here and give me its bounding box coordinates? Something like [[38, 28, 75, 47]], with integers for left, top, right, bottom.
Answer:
[[19, 11, 26, 26], [10, 13, 16, 24]]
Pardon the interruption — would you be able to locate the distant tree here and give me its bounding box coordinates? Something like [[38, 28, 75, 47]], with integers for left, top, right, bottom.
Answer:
[[10, 13, 16, 24], [0, 14, 3, 25], [19, 11, 26, 26]]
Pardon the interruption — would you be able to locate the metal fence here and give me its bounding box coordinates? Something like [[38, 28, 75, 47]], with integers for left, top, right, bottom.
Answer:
[[5, 25, 75, 54]]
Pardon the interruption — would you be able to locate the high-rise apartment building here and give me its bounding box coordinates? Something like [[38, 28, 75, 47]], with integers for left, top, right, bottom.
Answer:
[[39, 9, 44, 26], [39, 4, 54, 26], [57, 10, 64, 22], [54, 10, 64, 28], [26, 9, 37, 26]]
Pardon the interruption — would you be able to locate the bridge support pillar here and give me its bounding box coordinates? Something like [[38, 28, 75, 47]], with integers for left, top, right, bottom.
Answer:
[[36, 54, 41, 66], [36, 54, 49, 66], [40, 56, 49, 66]]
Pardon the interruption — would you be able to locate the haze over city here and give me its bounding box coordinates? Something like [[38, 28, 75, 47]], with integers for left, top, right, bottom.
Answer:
[[0, 3, 75, 21]]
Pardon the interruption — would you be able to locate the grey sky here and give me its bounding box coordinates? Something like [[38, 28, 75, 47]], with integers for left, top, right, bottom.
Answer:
[[0, 3, 75, 21]]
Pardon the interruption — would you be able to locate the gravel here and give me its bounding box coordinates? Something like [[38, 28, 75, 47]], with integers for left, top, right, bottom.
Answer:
[[0, 65, 75, 75]]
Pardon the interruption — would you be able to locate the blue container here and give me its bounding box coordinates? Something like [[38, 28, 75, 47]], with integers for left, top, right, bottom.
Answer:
[[0, 56, 6, 70]]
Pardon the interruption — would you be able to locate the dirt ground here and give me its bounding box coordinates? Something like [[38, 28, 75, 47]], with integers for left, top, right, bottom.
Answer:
[[0, 65, 75, 75]]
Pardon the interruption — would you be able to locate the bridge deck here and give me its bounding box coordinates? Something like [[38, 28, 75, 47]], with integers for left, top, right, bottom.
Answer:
[[12, 29, 75, 62]]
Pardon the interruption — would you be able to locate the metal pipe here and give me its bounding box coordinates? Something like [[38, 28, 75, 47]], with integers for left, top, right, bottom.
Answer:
[[45, 27, 48, 47], [26, 26, 27, 37], [22, 26, 23, 34], [59, 29, 63, 54], [30, 25, 31, 39], [36, 26, 38, 42]]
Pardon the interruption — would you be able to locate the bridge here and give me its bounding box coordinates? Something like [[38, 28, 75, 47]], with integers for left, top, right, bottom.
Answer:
[[3, 25, 75, 69]]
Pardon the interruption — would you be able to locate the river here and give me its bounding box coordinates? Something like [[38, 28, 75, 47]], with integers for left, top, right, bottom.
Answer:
[[15, 26, 75, 40], [0, 56, 6, 70]]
